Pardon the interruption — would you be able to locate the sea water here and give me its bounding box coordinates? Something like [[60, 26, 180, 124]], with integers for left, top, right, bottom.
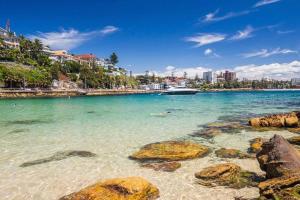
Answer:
[[0, 91, 299, 200]]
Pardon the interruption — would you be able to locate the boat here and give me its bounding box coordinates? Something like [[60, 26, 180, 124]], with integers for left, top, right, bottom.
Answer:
[[162, 86, 198, 95]]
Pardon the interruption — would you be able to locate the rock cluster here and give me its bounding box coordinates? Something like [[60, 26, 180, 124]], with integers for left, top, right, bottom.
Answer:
[[249, 112, 300, 128], [59, 177, 159, 200], [248, 137, 266, 153], [257, 135, 300, 200]]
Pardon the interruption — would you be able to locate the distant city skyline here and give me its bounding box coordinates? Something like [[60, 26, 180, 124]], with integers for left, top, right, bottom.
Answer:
[[1, 0, 300, 80]]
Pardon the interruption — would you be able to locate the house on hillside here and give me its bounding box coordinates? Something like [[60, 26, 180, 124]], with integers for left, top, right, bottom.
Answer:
[[0, 20, 19, 48]]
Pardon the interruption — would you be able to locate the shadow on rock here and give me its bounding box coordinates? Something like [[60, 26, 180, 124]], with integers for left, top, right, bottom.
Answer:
[[20, 150, 97, 167]]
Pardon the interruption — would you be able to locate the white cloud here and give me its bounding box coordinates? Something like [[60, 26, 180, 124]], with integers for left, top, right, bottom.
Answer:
[[204, 48, 220, 57], [204, 48, 213, 56], [29, 26, 119, 50], [234, 61, 300, 80], [201, 9, 252, 23], [242, 48, 298, 58], [254, 0, 281, 8], [277, 30, 294, 35], [230, 26, 254, 40], [100, 26, 119, 35], [185, 33, 226, 47]]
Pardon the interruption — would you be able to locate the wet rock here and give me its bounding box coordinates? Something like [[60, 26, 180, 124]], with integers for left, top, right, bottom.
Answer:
[[205, 121, 245, 134], [258, 173, 300, 200], [215, 148, 253, 159], [129, 141, 210, 162], [249, 112, 299, 128], [59, 176, 159, 200], [141, 162, 181, 172], [195, 163, 261, 189], [20, 150, 97, 167], [257, 135, 300, 179], [248, 138, 266, 153], [288, 136, 300, 145]]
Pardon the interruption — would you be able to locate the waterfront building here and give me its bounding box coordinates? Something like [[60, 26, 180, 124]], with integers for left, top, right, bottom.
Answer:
[[74, 54, 97, 67]]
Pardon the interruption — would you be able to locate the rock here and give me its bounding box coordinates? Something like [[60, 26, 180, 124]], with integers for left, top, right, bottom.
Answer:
[[215, 148, 253, 159], [258, 173, 300, 200], [287, 127, 300, 134], [288, 136, 300, 145], [192, 128, 222, 139], [257, 135, 300, 179], [141, 162, 181, 172], [195, 163, 261, 189], [59, 177, 159, 200], [129, 141, 210, 162], [249, 112, 299, 128], [20, 150, 97, 167], [248, 138, 266, 153]]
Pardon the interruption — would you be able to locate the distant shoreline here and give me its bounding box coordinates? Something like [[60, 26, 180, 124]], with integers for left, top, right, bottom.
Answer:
[[0, 89, 163, 99], [1, 88, 300, 99]]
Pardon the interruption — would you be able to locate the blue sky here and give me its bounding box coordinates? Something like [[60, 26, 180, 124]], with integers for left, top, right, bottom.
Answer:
[[1, 0, 300, 79]]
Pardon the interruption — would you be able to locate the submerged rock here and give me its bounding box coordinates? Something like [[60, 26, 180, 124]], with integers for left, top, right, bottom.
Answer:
[[258, 173, 300, 200], [59, 177, 159, 200], [249, 112, 299, 128], [195, 163, 261, 189], [141, 162, 181, 172], [129, 141, 210, 162], [248, 138, 266, 154], [191, 128, 222, 139], [20, 150, 97, 167], [257, 135, 300, 179], [215, 148, 253, 159]]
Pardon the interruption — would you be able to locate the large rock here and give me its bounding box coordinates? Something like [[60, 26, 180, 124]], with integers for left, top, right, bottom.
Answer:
[[141, 162, 181, 172], [257, 135, 300, 179], [258, 173, 300, 200], [129, 141, 210, 161], [59, 177, 159, 200], [215, 148, 253, 159], [249, 112, 299, 128], [194, 163, 260, 189], [248, 138, 266, 154]]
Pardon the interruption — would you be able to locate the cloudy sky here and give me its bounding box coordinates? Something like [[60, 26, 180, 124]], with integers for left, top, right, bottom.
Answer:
[[1, 0, 300, 80]]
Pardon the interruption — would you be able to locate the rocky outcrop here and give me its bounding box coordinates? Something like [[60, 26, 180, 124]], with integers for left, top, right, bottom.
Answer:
[[249, 112, 299, 128], [257, 135, 300, 199], [248, 137, 266, 153], [257, 135, 300, 179], [215, 148, 253, 159], [59, 177, 159, 200], [141, 162, 181, 172], [129, 141, 210, 162], [194, 163, 260, 189]]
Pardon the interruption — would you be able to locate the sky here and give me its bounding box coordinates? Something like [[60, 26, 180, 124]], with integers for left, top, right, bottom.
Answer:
[[0, 0, 300, 80]]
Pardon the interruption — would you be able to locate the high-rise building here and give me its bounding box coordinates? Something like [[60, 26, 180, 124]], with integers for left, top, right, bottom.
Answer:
[[203, 71, 214, 83], [224, 71, 236, 82], [291, 78, 300, 88]]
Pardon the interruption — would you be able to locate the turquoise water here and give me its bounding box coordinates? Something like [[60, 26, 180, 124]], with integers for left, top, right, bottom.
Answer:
[[0, 91, 299, 200]]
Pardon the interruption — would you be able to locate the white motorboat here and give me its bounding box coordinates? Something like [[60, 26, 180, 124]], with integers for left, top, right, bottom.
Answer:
[[162, 86, 198, 95]]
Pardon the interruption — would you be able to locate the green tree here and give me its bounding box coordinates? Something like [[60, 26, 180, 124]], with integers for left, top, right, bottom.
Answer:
[[110, 52, 118, 66]]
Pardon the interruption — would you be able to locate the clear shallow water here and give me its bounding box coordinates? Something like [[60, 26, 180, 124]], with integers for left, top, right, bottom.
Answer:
[[0, 91, 300, 200]]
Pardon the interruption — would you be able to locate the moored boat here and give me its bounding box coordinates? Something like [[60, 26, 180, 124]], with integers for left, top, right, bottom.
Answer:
[[162, 86, 198, 95]]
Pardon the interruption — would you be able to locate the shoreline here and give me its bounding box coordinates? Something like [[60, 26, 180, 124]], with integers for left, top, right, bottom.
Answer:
[[0, 89, 163, 99]]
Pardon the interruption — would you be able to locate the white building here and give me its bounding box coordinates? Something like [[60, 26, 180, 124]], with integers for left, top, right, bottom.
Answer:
[[203, 71, 215, 83]]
